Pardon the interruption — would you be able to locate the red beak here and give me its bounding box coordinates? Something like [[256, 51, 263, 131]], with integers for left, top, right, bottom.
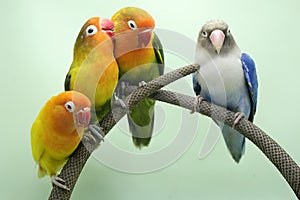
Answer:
[[100, 18, 114, 38], [75, 107, 91, 127]]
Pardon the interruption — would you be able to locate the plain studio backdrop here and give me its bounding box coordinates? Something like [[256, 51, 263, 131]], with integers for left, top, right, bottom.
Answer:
[[1, 0, 299, 199]]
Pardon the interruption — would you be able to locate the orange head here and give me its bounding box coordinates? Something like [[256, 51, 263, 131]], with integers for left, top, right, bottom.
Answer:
[[46, 91, 91, 133], [73, 17, 114, 62], [112, 7, 155, 53]]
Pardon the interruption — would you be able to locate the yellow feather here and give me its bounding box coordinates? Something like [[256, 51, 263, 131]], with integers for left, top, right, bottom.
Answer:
[[31, 91, 91, 178], [65, 17, 119, 122]]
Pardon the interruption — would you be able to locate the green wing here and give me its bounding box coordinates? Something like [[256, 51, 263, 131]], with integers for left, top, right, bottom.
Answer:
[[64, 73, 71, 91], [153, 33, 165, 75], [127, 32, 165, 148]]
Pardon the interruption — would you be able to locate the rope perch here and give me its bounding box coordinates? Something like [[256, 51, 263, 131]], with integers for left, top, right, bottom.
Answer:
[[49, 64, 300, 199]]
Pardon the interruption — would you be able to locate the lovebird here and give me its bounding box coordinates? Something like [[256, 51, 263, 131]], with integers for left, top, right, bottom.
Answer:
[[65, 17, 119, 122], [192, 20, 258, 162], [112, 7, 164, 148], [31, 91, 91, 190]]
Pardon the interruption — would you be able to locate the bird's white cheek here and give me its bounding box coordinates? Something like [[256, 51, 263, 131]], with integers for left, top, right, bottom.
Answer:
[[195, 47, 212, 65]]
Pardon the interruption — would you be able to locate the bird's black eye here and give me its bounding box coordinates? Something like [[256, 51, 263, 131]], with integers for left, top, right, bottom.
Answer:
[[202, 31, 208, 37], [85, 25, 98, 36], [227, 28, 231, 36], [64, 101, 75, 112], [127, 20, 137, 30]]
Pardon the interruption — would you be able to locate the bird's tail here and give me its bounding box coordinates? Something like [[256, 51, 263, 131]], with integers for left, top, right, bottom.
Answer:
[[128, 98, 155, 148], [221, 125, 245, 163]]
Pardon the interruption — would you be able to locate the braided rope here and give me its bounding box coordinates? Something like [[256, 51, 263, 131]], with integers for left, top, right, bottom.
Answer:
[[151, 90, 300, 198], [49, 64, 300, 199]]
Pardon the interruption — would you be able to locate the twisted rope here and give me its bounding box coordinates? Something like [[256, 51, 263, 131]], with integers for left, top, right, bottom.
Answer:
[[151, 90, 300, 198], [49, 64, 300, 199]]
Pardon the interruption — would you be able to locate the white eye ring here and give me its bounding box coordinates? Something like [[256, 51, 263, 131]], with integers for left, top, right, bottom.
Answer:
[[227, 28, 231, 36], [86, 25, 98, 36], [64, 101, 75, 113], [127, 20, 137, 30], [202, 31, 208, 37]]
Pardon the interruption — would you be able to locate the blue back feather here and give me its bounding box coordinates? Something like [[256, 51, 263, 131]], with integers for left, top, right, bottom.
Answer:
[[192, 73, 201, 95], [241, 53, 258, 122]]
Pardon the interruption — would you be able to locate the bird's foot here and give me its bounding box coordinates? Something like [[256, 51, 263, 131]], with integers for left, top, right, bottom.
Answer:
[[114, 96, 129, 114], [115, 81, 131, 99], [82, 124, 105, 144], [120, 81, 130, 97], [114, 97, 127, 109], [138, 81, 147, 87], [192, 63, 200, 69], [190, 96, 204, 114], [51, 175, 70, 191], [233, 112, 246, 128]]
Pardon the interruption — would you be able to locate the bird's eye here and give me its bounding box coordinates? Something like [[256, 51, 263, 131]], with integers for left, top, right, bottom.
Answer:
[[64, 101, 75, 113], [85, 25, 98, 36], [202, 31, 208, 37], [227, 28, 231, 36], [127, 20, 137, 30]]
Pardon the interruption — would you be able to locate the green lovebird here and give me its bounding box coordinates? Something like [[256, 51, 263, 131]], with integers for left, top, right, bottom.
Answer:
[[112, 7, 164, 148], [64, 17, 119, 122]]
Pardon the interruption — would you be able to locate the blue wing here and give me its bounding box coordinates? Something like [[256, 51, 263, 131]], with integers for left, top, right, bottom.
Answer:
[[192, 73, 201, 95], [241, 53, 258, 122]]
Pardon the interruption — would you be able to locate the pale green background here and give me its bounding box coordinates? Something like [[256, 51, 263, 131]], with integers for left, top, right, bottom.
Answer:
[[1, 0, 300, 199]]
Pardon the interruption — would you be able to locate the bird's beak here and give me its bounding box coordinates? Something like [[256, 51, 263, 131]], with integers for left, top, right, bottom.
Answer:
[[138, 29, 152, 48], [210, 29, 225, 54], [100, 18, 114, 38], [75, 107, 91, 127]]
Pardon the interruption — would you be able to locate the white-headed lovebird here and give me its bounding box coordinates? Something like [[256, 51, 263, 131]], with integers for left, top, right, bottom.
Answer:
[[192, 20, 258, 162]]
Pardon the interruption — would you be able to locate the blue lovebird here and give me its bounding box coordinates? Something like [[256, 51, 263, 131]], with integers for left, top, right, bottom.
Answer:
[[192, 20, 258, 162]]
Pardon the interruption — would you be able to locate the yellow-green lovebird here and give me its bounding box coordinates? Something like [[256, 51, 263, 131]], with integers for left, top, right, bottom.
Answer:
[[64, 17, 119, 122], [112, 7, 164, 148], [31, 91, 91, 190]]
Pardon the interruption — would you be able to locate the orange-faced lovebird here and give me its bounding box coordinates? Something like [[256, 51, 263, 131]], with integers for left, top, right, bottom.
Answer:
[[64, 17, 119, 122], [192, 20, 258, 162], [112, 7, 164, 148], [31, 91, 91, 190]]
